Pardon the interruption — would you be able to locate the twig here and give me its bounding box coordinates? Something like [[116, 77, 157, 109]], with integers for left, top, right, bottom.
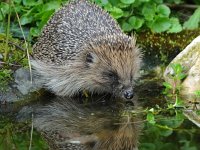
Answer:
[[12, 1, 33, 83], [0, 61, 21, 66], [29, 113, 34, 150], [4, 0, 11, 62], [0, 40, 26, 51]]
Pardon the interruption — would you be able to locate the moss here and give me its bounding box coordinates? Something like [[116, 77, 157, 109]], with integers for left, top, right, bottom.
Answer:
[[135, 28, 200, 65], [0, 33, 31, 91], [136, 28, 200, 52]]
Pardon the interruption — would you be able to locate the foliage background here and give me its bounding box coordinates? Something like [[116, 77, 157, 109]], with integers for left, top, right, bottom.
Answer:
[[0, 0, 200, 39], [0, 0, 200, 149]]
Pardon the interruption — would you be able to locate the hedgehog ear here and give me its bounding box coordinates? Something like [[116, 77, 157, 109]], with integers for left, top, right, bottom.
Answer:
[[86, 52, 98, 63]]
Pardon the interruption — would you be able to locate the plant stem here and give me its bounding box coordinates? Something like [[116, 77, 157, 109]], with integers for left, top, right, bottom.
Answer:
[[12, 1, 33, 83], [4, 0, 11, 62]]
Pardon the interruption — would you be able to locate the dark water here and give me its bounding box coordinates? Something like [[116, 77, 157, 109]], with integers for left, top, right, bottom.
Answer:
[[0, 78, 200, 150]]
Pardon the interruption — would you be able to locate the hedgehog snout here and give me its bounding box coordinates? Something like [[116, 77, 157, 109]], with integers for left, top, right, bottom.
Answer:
[[123, 87, 134, 99]]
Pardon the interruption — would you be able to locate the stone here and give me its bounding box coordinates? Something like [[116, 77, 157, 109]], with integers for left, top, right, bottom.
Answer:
[[164, 35, 200, 96], [13, 67, 42, 95]]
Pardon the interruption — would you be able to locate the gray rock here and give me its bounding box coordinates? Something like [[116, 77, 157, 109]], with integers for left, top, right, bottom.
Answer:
[[0, 67, 43, 103], [164, 35, 200, 96], [13, 68, 42, 95]]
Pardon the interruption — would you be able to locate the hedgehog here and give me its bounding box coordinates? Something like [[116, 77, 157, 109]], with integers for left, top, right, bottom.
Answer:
[[31, 0, 142, 100], [34, 97, 141, 150]]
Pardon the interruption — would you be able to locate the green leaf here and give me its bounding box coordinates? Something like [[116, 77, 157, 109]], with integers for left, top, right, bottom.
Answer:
[[117, 3, 129, 8], [110, 7, 124, 19], [20, 15, 33, 25], [128, 16, 144, 29], [121, 22, 133, 32], [40, 10, 55, 27], [170, 63, 183, 74], [22, 0, 43, 6], [150, 17, 171, 33], [194, 90, 200, 97], [42, 1, 62, 11], [13, 0, 22, 4], [0, 2, 9, 17], [177, 73, 186, 80], [183, 7, 200, 30], [120, 0, 135, 4], [30, 27, 40, 37], [168, 18, 182, 33], [147, 112, 156, 124], [142, 4, 156, 21], [163, 82, 172, 89], [156, 4, 170, 17], [153, 0, 163, 3], [109, 0, 121, 6], [174, 0, 182, 4], [103, 3, 113, 11], [159, 116, 184, 129], [140, 143, 156, 149], [122, 11, 131, 17], [159, 128, 173, 137], [174, 96, 184, 108]]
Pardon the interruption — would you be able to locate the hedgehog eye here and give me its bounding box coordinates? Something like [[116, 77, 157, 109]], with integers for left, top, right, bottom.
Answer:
[[130, 75, 133, 82], [86, 53, 93, 63], [103, 71, 119, 81]]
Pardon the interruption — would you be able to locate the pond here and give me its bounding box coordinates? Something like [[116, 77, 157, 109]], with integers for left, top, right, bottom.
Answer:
[[0, 73, 199, 150]]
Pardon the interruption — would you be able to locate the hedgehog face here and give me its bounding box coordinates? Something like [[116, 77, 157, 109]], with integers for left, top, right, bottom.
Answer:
[[83, 37, 141, 100]]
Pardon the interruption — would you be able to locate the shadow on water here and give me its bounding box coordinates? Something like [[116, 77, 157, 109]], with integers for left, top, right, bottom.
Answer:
[[0, 76, 200, 150]]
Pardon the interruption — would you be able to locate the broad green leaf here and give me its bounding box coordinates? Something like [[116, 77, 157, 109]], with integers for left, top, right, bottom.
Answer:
[[194, 90, 200, 97], [131, 0, 142, 7], [37, 10, 55, 29], [153, 0, 163, 3], [110, 7, 123, 19], [142, 4, 156, 21], [163, 82, 172, 89], [30, 27, 40, 37], [174, 97, 184, 108], [157, 4, 170, 17], [117, 3, 129, 8], [122, 22, 133, 32], [173, 0, 183, 4], [120, 0, 135, 5], [147, 112, 156, 124], [183, 7, 200, 30], [168, 18, 182, 33], [20, 15, 33, 25], [177, 73, 186, 80], [13, 0, 22, 4], [159, 116, 184, 128], [150, 17, 171, 33], [34, 10, 54, 22], [128, 16, 144, 29], [103, 3, 113, 11], [42, 1, 62, 11], [22, 0, 43, 6], [0, 2, 9, 17], [159, 128, 173, 137], [175, 65, 182, 74], [109, 0, 121, 6], [122, 11, 131, 17], [98, 0, 109, 6], [140, 143, 156, 149]]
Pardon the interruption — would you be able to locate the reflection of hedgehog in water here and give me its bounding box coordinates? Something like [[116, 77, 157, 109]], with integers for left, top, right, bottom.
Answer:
[[34, 98, 141, 150], [31, 0, 142, 100]]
